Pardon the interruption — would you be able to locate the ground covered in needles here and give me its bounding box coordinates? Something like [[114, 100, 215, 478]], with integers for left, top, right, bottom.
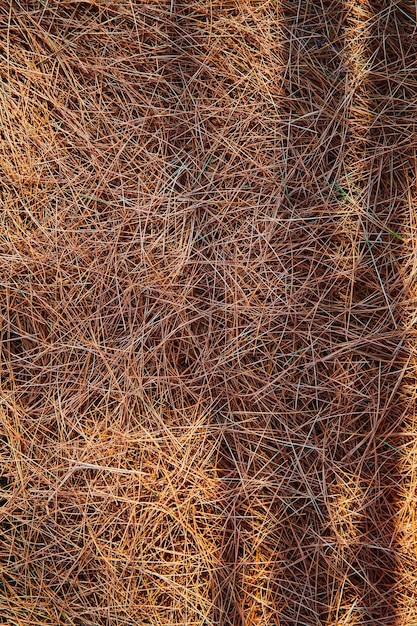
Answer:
[[1, 1, 417, 625]]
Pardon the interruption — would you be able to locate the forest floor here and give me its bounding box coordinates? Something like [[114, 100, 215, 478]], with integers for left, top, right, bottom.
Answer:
[[1, 2, 417, 625]]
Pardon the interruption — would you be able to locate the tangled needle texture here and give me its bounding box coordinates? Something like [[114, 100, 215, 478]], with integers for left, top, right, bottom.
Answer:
[[1, 2, 417, 625]]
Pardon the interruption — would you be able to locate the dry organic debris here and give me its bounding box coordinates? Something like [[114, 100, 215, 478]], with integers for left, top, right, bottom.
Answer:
[[1, 1, 417, 625]]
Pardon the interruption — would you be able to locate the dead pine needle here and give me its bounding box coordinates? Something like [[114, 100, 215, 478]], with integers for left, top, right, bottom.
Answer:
[[1, 2, 417, 625]]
